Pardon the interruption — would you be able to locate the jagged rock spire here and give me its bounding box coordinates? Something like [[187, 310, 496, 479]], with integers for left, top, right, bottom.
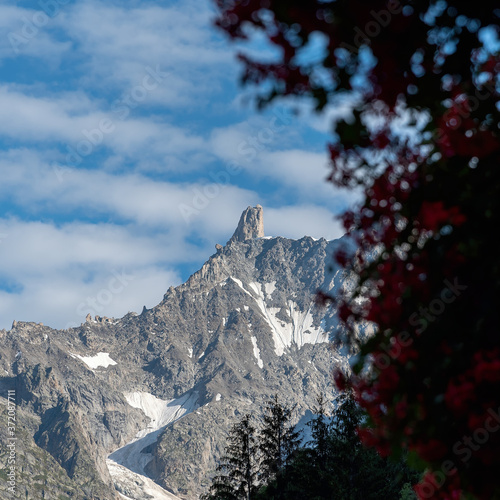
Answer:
[[228, 205, 265, 244]]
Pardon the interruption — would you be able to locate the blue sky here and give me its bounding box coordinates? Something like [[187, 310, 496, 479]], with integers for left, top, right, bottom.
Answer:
[[0, 0, 357, 330]]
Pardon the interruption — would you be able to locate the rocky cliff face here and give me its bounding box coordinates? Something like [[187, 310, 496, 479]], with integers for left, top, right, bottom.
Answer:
[[0, 207, 350, 500], [228, 205, 265, 244]]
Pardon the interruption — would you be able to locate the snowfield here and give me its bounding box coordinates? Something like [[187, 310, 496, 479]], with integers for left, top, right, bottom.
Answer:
[[107, 460, 181, 500], [123, 391, 198, 438], [251, 336, 264, 369], [230, 277, 328, 355], [107, 391, 198, 500], [70, 352, 117, 369]]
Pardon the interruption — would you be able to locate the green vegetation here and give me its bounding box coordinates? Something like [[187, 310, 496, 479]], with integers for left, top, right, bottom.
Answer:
[[202, 392, 419, 499]]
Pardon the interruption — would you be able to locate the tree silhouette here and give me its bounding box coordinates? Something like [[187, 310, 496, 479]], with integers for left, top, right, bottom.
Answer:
[[254, 391, 418, 500], [257, 394, 301, 489], [202, 414, 259, 500]]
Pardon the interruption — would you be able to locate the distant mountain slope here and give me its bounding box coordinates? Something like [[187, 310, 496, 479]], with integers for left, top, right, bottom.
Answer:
[[0, 206, 350, 499]]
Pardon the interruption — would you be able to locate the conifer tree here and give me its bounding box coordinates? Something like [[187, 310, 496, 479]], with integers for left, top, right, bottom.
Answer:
[[202, 414, 258, 500], [275, 390, 418, 500], [281, 393, 333, 499], [328, 390, 417, 500], [257, 395, 301, 488], [307, 393, 331, 468], [203, 395, 418, 500]]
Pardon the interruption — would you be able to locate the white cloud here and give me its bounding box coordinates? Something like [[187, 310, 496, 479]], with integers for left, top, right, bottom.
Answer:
[[62, 0, 237, 104], [0, 4, 72, 62], [0, 86, 209, 171], [0, 149, 344, 331], [0, 86, 101, 142], [258, 149, 333, 196], [0, 218, 184, 330], [265, 205, 344, 240], [0, 266, 181, 331], [0, 0, 240, 172], [210, 110, 300, 164], [210, 119, 360, 207], [0, 149, 258, 235]]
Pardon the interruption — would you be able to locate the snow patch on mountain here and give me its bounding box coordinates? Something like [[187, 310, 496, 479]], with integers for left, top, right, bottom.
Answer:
[[250, 336, 264, 369], [108, 390, 198, 489], [70, 352, 117, 369], [264, 281, 276, 296], [249, 283, 328, 355], [108, 459, 181, 500], [230, 276, 245, 290], [123, 391, 198, 437], [230, 278, 328, 355], [248, 282, 261, 296]]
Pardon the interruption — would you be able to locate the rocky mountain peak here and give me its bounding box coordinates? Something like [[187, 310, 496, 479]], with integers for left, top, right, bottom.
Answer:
[[228, 205, 265, 244], [0, 215, 351, 500]]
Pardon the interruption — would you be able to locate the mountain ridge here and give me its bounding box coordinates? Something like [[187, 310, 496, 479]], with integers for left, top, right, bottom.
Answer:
[[0, 206, 349, 499]]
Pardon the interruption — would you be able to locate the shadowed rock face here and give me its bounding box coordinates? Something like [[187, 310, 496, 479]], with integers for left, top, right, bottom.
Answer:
[[228, 205, 265, 244]]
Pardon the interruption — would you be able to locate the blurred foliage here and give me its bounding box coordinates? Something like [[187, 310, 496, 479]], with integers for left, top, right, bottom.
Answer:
[[214, 1, 500, 498]]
